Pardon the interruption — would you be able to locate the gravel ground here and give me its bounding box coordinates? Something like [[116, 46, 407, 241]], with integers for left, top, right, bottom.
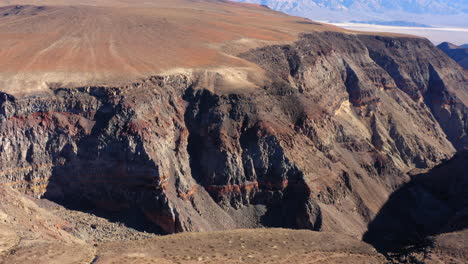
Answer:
[[35, 198, 156, 243]]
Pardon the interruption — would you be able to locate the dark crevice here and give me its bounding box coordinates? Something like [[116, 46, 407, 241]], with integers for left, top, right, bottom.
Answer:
[[283, 46, 301, 77], [183, 87, 220, 186], [363, 150, 468, 256], [343, 63, 363, 106]]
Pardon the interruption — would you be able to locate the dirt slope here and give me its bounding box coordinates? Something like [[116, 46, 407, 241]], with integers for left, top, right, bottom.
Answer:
[[0, 186, 385, 264], [0, 186, 95, 264]]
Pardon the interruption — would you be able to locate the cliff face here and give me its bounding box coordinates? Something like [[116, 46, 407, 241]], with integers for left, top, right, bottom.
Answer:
[[1, 32, 466, 237]]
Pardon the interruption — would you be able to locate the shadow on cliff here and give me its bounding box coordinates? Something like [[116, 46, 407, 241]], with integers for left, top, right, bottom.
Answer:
[[183, 87, 323, 231], [363, 150, 468, 255], [41, 92, 164, 234]]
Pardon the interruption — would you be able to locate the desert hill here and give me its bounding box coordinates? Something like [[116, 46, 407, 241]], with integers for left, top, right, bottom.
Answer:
[[438, 42, 468, 70], [0, 0, 426, 97], [0, 0, 466, 263], [0, 0, 347, 96]]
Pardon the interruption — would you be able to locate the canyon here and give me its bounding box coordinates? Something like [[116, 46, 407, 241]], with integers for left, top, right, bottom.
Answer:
[[0, 0, 467, 263]]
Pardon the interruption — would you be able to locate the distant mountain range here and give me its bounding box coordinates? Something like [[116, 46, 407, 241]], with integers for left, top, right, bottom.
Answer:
[[349, 20, 432, 28], [233, 0, 468, 27]]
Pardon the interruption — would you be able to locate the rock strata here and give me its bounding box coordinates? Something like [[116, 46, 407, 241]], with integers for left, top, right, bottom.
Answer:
[[0, 32, 467, 239]]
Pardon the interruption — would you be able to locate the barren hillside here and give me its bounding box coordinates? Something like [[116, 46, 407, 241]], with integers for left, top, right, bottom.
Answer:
[[0, 0, 466, 263], [0, 0, 348, 96]]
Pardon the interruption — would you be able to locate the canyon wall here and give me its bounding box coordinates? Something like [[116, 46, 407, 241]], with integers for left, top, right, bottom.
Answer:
[[0, 32, 466, 237]]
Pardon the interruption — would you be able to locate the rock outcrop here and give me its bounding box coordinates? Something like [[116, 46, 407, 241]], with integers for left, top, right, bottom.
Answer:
[[1, 31, 466, 239], [438, 42, 468, 70]]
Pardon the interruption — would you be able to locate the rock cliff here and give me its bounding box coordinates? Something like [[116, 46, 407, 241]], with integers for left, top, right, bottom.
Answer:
[[1, 31, 466, 239]]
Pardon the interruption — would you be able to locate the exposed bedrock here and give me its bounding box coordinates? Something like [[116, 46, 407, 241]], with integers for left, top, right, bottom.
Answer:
[[0, 32, 466, 236]]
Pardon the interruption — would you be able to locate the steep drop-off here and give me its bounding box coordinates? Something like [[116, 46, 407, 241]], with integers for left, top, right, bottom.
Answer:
[[1, 31, 467, 239], [360, 150, 468, 263]]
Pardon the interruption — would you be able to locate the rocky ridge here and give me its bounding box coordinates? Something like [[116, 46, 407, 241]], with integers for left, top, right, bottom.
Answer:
[[437, 42, 468, 70]]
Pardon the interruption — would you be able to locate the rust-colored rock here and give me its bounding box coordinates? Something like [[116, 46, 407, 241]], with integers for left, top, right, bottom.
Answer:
[[1, 32, 466, 237], [0, 0, 467, 260]]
